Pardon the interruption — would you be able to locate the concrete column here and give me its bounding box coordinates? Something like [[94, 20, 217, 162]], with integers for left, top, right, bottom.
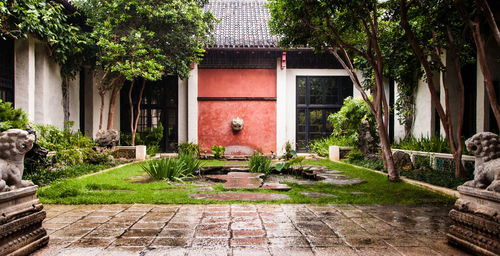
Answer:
[[34, 43, 48, 124], [476, 61, 487, 132], [276, 58, 287, 155], [393, 82, 406, 142], [187, 64, 198, 143], [14, 38, 36, 119], [178, 78, 188, 143]]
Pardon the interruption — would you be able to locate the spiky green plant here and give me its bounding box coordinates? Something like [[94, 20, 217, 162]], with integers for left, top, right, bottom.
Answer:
[[248, 152, 272, 175]]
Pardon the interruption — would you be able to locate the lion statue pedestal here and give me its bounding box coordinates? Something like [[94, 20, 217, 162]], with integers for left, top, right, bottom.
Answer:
[[447, 132, 500, 256], [0, 129, 49, 255]]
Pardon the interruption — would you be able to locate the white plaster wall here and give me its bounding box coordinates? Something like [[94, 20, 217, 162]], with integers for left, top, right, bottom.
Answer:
[[276, 59, 287, 155], [15, 38, 79, 130], [14, 38, 36, 119], [412, 77, 436, 138], [281, 68, 350, 153], [68, 75, 80, 130], [178, 78, 188, 143], [187, 64, 198, 143]]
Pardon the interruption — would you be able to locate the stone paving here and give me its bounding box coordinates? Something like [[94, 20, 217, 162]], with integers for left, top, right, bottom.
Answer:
[[33, 204, 471, 256]]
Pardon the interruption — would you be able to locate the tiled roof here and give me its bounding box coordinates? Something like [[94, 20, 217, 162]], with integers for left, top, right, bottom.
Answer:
[[205, 0, 279, 49]]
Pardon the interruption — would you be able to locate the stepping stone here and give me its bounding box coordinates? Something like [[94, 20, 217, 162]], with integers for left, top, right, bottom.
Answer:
[[206, 172, 264, 189], [323, 170, 344, 174], [300, 192, 337, 198], [317, 174, 348, 180], [196, 187, 215, 191], [261, 183, 291, 191], [297, 180, 317, 185], [190, 192, 290, 201], [229, 167, 250, 172], [321, 178, 365, 186]]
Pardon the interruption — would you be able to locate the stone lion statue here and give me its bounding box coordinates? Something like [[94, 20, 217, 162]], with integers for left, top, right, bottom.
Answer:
[[0, 129, 35, 192], [231, 117, 243, 131], [464, 132, 500, 192]]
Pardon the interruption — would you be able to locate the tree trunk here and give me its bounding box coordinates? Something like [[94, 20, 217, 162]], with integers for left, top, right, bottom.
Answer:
[[99, 92, 105, 130], [128, 80, 136, 145], [106, 87, 120, 130], [131, 79, 146, 146]]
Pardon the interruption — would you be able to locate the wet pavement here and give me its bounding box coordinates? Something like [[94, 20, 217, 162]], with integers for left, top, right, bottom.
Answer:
[[33, 204, 471, 256]]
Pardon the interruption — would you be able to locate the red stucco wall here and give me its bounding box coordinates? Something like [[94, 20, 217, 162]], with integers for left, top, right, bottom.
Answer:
[[198, 69, 276, 154]]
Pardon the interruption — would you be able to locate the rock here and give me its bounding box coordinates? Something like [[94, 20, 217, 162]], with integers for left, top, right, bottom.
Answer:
[[95, 129, 119, 148], [300, 192, 337, 198], [357, 119, 379, 156], [393, 151, 413, 171], [190, 192, 290, 201], [24, 143, 49, 175], [261, 183, 291, 191], [206, 172, 264, 189]]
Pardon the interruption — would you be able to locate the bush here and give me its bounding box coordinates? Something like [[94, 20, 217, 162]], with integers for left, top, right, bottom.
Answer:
[[280, 141, 296, 160], [248, 152, 272, 175], [400, 168, 473, 189], [328, 96, 376, 144], [24, 163, 114, 186], [121, 123, 164, 156], [309, 136, 355, 157], [212, 145, 225, 159], [392, 135, 469, 155], [178, 142, 200, 157], [140, 153, 202, 181], [34, 122, 96, 166], [0, 100, 28, 132], [347, 148, 364, 162]]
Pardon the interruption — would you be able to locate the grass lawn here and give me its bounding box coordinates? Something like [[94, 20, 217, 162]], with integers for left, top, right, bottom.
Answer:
[[37, 159, 455, 205]]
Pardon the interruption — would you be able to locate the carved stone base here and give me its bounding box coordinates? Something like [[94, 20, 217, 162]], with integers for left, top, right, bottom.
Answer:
[[447, 186, 500, 256], [0, 186, 48, 256]]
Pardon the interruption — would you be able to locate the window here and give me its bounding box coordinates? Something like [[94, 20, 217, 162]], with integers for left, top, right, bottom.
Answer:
[[0, 39, 14, 103], [296, 76, 353, 151]]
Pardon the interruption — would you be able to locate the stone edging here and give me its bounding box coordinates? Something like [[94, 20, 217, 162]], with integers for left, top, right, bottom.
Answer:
[[348, 162, 459, 198], [78, 161, 141, 179]]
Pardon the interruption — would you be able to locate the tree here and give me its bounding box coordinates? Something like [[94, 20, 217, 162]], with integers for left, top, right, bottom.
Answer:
[[268, 0, 400, 181], [454, 0, 500, 130], [396, 0, 472, 177], [77, 0, 214, 145], [1, 0, 91, 126]]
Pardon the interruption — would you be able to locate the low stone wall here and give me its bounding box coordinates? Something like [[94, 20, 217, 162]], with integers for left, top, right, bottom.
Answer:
[[328, 146, 353, 161], [0, 186, 48, 255], [113, 146, 146, 161], [390, 149, 475, 173]]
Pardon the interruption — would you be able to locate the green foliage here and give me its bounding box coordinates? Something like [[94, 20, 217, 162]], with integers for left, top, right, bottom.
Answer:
[[392, 135, 461, 154], [328, 97, 376, 143], [211, 145, 225, 159], [35, 123, 96, 165], [347, 149, 365, 162], [280, 141, 296, 160], [140, 153, 201, 182], [121, 123, 163, 156], [178, 142, 200, 157], [248, 152, 272, 175], [309, 137, 355, 157], [0, 100, 28, 132], [24, 163, 114, 187], [1, 0, 91, 79], [77, 0, 215, 83], [400, 168, 473, 190], [275, 156, 305, 173]]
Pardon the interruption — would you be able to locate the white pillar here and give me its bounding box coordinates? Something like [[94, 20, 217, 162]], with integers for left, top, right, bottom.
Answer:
[[476, 53, 488, 133], [276, 58, 287, 155], [14, 38, 36, 119], [178, 78, 188, 143], [187, 64, 198, 143]]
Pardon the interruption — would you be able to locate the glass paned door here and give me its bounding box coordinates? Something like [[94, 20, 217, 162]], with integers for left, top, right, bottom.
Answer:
[[296, 76, 353, 152]]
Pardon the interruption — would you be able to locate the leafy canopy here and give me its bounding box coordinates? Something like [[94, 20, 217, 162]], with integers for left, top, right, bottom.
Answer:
[[76, 0, 215, 83]]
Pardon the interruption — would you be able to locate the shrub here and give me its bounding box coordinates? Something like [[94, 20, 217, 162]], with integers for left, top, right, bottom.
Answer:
[[400, 168, 473, 189], [178, 142, 200, 157], [275, 156, 305, 173], [248, 152, 272, 175], [0, 100, 28, 132], [309, 136, 355, 157], [212, 145, 225, 159], [347, 148, 364, 162], [140, 153, 201, 181], [328, 96, 376, 144], [280, 141, 296, 160], [34, 122, 96, 166], [24, 163, 114, 186], [121, 123, 164, 156]]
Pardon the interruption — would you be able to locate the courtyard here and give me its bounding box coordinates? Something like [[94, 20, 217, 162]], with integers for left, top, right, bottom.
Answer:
[[35, 203, 468, 256]]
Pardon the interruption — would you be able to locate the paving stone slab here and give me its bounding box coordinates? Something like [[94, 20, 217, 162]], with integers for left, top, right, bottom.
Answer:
[[206, 172, 264, 189], [261, 183, 291, 191], [321, 178, 366, 186], [300, 192, 337, 198], [190, 193, 290, 201]]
